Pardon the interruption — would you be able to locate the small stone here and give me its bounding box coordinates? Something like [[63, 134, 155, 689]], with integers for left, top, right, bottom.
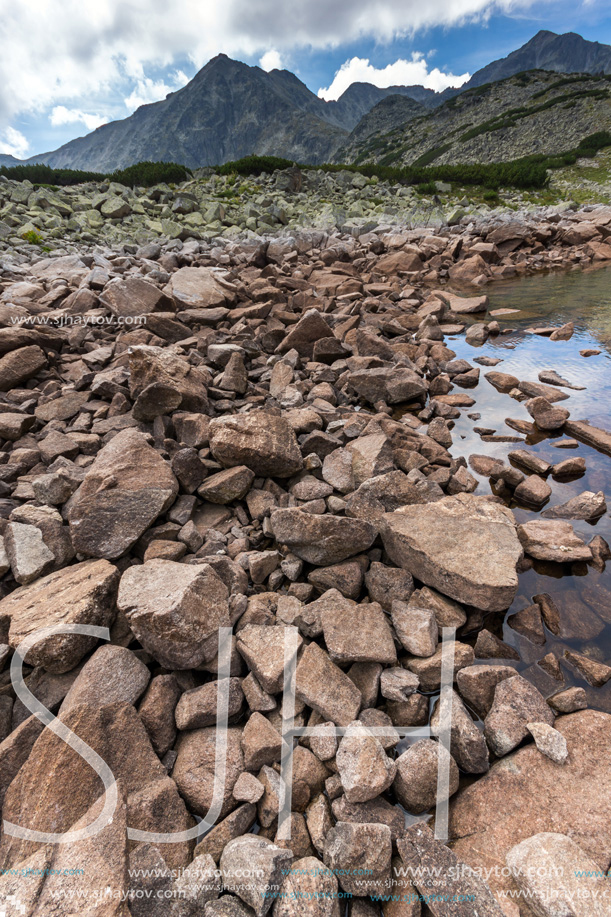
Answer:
[[241, 712, 285, 770], [542, 490, 607, 522], [321, 598, 396, 665], [295, 642, 362, 727], [563, 648, 611, 687], [309, 722, 338, 762], [406, 641, 474, 692], [4, 522, 54, 585], [548, 687, 587, 714], [273, 855, 341, 917], [393, 740, 459, 814], [526, 722, 568, 764], [391, 600, 438, 656], [456, 665, 518, 717], [323, 822, 392, 896], [197, 466, 255, 503], [175, 678, 244, 730], [484, 675, 555, 757], [526, 397, 569, 431], [431, 690, 489, 774], [232, 771, 264, 804], [336, 720, 396, 803], [513, 474, 551, 507], [237, 625, 302, 694], [380, 668, 419, 701]]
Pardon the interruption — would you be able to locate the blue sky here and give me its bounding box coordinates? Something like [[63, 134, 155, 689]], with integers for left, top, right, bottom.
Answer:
[[1, 0, 610, 160]]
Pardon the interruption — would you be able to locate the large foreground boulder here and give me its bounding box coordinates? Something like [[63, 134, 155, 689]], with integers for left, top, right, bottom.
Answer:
[[380, 494, 523, 612], [449, 710, 611, 904]]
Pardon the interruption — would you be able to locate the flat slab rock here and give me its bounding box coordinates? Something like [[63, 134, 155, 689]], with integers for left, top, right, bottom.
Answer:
[[271, 509, 377, 565], [3, 559, 119, 674], [517, 519, 592, 563], [449, 710, 611, 904], [164, 265, 233, 309], [68, 429, 178, 559], [380, 494, 523, 612]]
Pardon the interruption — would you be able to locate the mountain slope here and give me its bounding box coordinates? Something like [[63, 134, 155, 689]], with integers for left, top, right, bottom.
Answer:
[[27, 60, 442, 172], [29, 55, 350, 171], [335, 95, 427, 161], [465, 30, 611, 90], [340, 70, 611, 168]]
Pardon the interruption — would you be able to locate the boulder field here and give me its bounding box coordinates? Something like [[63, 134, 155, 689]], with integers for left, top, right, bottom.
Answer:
[[0, 210, 608, 916]]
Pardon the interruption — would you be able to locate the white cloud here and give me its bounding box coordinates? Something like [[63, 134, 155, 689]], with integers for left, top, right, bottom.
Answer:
[[0, 0, 550, 152], [0, 126, 29, 158], [50, 106, 109, 131], [123, 70, 190, 111], [318, 54, 471, 100], [259, 49, 284, 71]]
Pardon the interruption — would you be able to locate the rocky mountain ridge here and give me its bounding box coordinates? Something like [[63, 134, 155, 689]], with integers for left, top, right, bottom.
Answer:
[[339, 70, 611, 167], [4, 30, 611, 173]]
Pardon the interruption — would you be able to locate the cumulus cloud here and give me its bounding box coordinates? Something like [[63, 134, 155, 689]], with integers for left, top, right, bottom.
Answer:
[[259, 50, 284, 71], [123, 71, 190, 111], [318, 54, 471, 100], [0, 0, 548, 151], [50, 106, 109, 131], [0, 126, 29, 158]]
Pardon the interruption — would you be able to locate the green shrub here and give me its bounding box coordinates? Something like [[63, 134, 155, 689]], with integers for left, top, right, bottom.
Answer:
[[217, 155, 294, 176], [110, 161, 189, 186], [412, 143, 452, 167], [21, 228, 44, 245], [0, 159, 189, 187], [0, 163, 102, 185]]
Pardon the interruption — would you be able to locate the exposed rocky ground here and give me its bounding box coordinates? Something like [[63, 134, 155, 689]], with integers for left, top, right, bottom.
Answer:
[[0, 202, 609, 916], [2, 161, 611, 259]]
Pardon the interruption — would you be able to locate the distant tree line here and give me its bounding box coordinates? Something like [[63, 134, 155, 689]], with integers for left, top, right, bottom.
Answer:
[[0, 160, 189, 188], [1, 131, 610, 193]]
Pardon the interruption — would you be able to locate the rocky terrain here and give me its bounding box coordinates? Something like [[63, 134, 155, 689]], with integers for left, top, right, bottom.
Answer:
[[0, 197, 608, 915], [339, 70, 611, 168], [3, 158, 611, 260], [2, 30, 610, 173]]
